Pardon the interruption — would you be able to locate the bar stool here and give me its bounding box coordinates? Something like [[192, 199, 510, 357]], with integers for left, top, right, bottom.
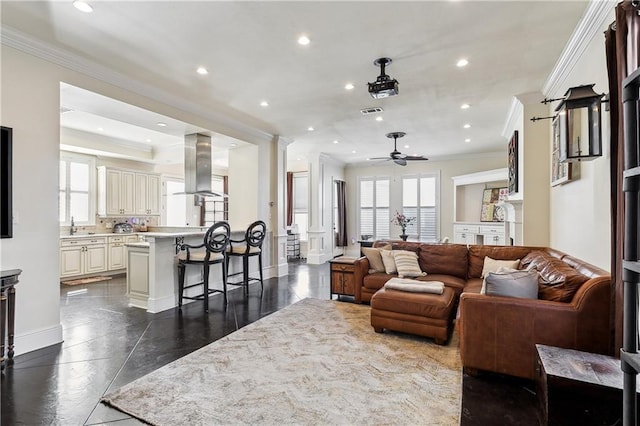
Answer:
[[177, 221, 230, 312], [226, 220, 266, 292]]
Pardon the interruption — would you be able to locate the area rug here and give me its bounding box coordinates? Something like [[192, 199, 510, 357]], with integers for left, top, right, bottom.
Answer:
[[61, 276, 112, 286], [101, 298, 462, 425]]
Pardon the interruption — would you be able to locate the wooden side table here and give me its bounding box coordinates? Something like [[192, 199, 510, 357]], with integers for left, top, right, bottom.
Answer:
[[536, 344, 637, 425], [1, 269, 21, 372], [329, 257, 357, 300]]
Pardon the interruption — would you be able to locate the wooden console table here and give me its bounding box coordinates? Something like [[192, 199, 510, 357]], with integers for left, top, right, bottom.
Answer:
[[1, 269, 21, 372]]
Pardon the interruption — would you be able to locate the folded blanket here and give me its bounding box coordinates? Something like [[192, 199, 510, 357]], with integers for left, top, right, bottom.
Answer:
[[384, 278, 445, 294]]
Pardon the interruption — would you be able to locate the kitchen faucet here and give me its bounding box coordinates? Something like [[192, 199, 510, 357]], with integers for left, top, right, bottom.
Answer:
[[70, 216, 76, 235]]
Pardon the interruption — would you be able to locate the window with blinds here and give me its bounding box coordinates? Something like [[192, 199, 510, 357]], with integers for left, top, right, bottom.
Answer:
[[359, 177, 390, 240], [293, 173, 308, 240], [202, 175, 227, 226], [402, 175, 438, 242], [59, 153, 95, 225]]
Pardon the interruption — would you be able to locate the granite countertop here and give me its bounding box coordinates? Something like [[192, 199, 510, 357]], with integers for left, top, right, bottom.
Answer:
[[141, 231, 206, 238], [125, 242, 150, 248], [60, 233, 133, 239]]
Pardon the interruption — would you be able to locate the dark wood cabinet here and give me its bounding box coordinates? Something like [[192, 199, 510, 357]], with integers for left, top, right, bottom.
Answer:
[[329, 258, 357, 299]]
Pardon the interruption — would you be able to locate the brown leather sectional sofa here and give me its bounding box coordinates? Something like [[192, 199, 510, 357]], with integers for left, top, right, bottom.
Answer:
[[353, 241, 612, 380]]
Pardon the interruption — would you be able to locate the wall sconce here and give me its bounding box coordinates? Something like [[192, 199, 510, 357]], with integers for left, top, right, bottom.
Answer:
[[531, 84, 605, 163]]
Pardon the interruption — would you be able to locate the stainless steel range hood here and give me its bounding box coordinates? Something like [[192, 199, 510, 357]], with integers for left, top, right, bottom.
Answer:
[[183, 133, 227, 197]]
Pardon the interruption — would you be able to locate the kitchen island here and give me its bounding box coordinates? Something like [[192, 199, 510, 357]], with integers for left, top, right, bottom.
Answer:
[[125, 229, 250, 313]]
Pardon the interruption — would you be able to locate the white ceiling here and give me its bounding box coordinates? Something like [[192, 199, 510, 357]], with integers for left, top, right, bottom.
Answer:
[[2, 1, 592, 166]]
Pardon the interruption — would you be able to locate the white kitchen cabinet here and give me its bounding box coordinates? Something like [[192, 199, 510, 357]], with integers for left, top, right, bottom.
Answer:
[[60, 237, 107, 278], [135, 173, 161, 215], [60, 246, 83, 277], [108, 236, 126, 270], [108, 235, 139, 270], [98, 167, 135, 216]]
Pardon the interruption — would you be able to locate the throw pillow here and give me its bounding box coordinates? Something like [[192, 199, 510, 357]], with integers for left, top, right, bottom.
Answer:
[[481, 256, 521, 278], [480, 266, 519, 294], [484, 270, 539, 299], [392, 250, 426, 278], [380, 249, 397, 274], [362, 246, 390, 274]]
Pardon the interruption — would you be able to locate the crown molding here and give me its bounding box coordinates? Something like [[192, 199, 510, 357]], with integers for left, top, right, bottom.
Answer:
[[543, 0, 616, 97], [1, 26, 275, 145], [501, 97, 524, 140]]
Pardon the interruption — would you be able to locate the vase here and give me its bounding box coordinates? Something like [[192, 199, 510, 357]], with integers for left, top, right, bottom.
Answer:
[[400, 228, 408, 241]]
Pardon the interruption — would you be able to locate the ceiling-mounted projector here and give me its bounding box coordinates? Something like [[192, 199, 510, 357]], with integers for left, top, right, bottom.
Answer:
[[368, 57, 398, 99]]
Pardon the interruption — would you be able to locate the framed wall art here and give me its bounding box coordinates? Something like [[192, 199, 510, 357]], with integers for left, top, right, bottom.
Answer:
[[480, 187, 508, 222], [508, 130, 518, 194], [551, 117, 573, 186]]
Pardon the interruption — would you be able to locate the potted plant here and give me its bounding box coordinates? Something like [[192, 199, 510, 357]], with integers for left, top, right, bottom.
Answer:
[[391, 211, 415, 241]]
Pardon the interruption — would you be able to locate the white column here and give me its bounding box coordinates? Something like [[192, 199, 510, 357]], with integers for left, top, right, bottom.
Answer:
[[271, 135, 289, 277], [306, 153, 327, 264]]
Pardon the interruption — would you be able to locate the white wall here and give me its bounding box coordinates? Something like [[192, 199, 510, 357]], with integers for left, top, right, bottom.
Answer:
[[0, 47, 63, 353], [228, 144, 259, 230], [548, 8, 615, 271], [0, 45, 274, 355], [344, 154, 506, 257]]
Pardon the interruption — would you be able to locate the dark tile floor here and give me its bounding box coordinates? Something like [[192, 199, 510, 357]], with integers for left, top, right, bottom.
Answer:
[[0, 260, 613, 425]]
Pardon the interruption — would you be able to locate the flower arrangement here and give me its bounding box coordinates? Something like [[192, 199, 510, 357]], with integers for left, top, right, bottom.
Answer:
[[391, 211, 415, 231]]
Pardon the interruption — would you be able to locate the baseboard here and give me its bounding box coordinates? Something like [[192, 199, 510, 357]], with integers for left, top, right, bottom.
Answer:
[[14, 323, 63, 357], [146, 295, 177, 314], [266, 263, 288, 278]]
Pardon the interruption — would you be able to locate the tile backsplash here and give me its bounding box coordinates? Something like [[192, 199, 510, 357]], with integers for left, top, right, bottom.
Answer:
[[61, 216, 160, 235]]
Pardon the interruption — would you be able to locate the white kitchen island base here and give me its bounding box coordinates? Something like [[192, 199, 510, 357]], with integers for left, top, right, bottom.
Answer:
[[126, 230, 257, 313]]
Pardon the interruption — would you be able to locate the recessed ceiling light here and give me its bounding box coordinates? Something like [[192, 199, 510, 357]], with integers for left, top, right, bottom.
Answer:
[[230, 143, 237, 147], [73, 0, 93, 13], [345, 83, 354, 90], [297, 35, 311, 46], [375, 116, 383, 122], [260, 101, 269, 107], [146, 139, 152, 142], [97, 127, 104, 131], [465, 138, 471, 143], [156, 122, 167, 127], [196, 66, 208, 75], [333, 140, 339, 144], [456, 58, 469, 67], [352, 150, 357, 154], [404, 145, 410, 149], [461, 104, 470, 110], [463, 123, 471, 129], [297, 157, 302, 161], [307, 126, 314, 131]]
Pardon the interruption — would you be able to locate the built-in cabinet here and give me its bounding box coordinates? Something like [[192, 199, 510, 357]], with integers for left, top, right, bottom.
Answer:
[[60, 237, 108, 278], [451, 168, 512, 246], [97, 166, 160, 216], [453, 222, 508, 246]]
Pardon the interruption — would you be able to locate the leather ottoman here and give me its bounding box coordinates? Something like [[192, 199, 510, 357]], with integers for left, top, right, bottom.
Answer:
[[370, 285, 456, 345]]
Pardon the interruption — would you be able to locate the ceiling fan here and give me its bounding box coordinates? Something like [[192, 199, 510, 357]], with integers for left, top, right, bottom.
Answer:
[[369, 132, 429, 166]]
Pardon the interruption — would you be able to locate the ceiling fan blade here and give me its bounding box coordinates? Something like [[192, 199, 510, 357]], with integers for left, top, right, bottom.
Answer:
[[368, 156, 391, 160], [394, 158, 407, 166], [405, 156, 429, 161]]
